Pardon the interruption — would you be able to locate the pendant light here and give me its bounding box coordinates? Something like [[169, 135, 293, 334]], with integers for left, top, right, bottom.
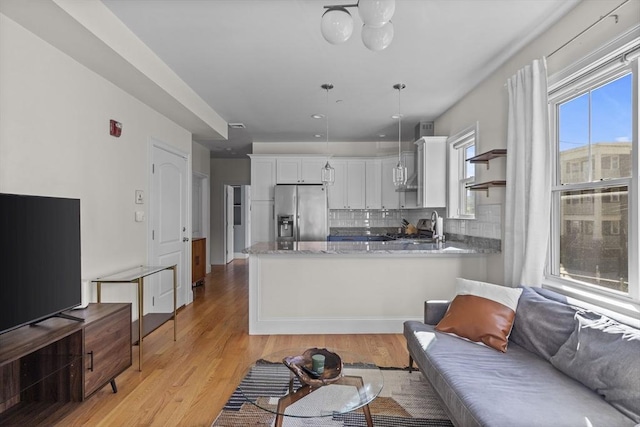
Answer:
[[321, 83, 335, 185], [393, 83, 407, 187]]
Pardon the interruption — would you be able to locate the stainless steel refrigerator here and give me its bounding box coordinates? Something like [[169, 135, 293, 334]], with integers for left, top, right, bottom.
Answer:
[[275, 185, 328, 242]]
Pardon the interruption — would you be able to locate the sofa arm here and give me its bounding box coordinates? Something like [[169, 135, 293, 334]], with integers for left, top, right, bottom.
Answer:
[[424, 300, 450, 325]]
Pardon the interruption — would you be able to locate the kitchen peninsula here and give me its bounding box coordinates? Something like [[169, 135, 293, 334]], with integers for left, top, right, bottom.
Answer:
[[244, 240, 499, 335]]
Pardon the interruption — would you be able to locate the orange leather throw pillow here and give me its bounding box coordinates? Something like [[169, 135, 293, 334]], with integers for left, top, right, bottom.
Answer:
[[435, 278, 523, 353]]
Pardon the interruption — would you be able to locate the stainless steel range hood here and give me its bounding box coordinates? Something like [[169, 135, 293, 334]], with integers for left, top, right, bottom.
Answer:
[[395, 172, 418, 192]]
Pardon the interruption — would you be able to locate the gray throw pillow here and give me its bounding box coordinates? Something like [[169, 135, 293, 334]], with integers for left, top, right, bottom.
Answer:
[[509, 287, 577, 360], [550, 313, 640, 423]]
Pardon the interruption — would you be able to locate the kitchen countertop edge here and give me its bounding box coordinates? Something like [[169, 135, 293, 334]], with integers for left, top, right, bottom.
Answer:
[[244, 241, 500, 255]]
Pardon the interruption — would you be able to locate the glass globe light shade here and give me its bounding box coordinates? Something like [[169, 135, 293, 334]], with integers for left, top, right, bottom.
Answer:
[[361, 21, 394, 51], [358, 0, 395, 28], [393, 162, 407, 187], [321, 161, 335, 185], [321, 7, 354, 45]]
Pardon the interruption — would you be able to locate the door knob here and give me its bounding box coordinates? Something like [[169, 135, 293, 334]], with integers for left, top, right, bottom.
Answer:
[[183, 237, 190, 242]]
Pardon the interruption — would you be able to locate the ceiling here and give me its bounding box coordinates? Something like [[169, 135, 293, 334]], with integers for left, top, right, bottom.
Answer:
[[101, 0, 580, 158]]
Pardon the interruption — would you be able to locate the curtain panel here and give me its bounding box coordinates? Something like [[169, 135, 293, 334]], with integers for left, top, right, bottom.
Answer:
[[504, 58, 552, 287]]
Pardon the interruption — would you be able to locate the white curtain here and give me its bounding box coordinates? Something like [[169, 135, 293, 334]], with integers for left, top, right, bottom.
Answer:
[[504, 58, 551, 287]]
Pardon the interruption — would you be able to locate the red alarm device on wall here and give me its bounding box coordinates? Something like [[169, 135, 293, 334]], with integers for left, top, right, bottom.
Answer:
[[110, 119, 122, 137]]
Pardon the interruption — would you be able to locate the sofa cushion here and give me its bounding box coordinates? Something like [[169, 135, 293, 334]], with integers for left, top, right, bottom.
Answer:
[[550, 312, 640, 423], [509, 287, 578, 361], [435, 278, 522, 352], [404, 321, 637, 427]]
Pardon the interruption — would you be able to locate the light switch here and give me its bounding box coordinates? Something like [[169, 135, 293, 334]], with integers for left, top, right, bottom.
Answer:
[[135, 211, 145, 222], [135, 190, 144, 204]]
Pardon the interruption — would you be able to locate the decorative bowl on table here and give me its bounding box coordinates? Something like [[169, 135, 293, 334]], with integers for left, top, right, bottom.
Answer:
[[283, 347, 343, 387]]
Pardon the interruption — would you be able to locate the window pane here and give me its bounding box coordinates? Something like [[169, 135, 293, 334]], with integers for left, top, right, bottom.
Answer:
[[559, 186, 628, 293], [558, 93, 589, 184], [465, 145, 475, 179], [465, 187, 475, 216], [558, 74, 632, 184]]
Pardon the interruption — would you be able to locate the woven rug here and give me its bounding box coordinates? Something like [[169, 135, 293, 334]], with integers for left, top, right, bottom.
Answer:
[[212, 362, 453, 426]]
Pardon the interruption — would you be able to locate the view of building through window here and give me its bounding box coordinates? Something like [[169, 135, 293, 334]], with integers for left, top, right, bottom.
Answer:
[[556, 73, 632, 293]]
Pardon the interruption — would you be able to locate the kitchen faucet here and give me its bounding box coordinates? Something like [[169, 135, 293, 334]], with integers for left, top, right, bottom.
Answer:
[[431, 210, 445, 244]]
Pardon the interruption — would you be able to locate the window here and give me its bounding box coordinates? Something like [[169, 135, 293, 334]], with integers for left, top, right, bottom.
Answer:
[[548, 39, 638, 304], [447, 123, 477, 218]]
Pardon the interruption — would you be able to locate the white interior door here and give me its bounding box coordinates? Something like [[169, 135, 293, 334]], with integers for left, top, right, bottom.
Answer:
[[149, 143, 188, 313], [225, 185, 234, 264]]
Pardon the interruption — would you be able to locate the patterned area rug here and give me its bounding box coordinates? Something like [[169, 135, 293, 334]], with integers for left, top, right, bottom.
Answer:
[[212, 362, 453, 426]]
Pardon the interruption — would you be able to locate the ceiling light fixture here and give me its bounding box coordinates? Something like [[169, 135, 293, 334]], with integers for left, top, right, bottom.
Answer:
[[321, 0, 395, 51], [392, 83, 406, 187], [320, 83, 335, 186]]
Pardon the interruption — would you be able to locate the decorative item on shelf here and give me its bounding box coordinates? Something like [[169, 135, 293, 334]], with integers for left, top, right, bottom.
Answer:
[[283, 347, 343, 387], [320, 0, 395, 51], [321, 83, 336, 185], [392, 83, 407, 187]]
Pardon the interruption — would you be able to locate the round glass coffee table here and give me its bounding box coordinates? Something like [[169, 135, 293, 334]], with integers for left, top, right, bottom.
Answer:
[[239, 348, 383, 427]]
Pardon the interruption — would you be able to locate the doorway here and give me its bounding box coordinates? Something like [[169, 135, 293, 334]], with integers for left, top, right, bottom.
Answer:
[[224, 185, 251, 262], [148, 140, 190, 313]]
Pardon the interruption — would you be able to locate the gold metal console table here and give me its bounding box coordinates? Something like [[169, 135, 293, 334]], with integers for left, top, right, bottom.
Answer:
[[93, 265, 177, 371]]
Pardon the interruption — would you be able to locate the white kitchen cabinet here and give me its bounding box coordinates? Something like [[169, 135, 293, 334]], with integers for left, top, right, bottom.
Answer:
[[346, 159, 366, 209], [365, 159, 382, 209], [381, 156, 400, 209], [301, 158, 327, 183], [327, 160, 347, 208], [415, 137, 447, 208], [276, 157, 327, 184], [249, 155, 276, 200], [251, 200, 274, 244], [328, 160, 366, 209]]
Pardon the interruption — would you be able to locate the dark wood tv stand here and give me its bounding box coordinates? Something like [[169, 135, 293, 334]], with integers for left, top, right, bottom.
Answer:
[[0, 303, 132, 425]]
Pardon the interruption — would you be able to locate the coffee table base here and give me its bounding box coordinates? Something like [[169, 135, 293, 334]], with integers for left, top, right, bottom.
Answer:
[[274, 375, 373, 427]]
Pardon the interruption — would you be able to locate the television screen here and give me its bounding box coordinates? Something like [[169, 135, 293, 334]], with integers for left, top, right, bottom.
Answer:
[[0, 193, 81, 334]]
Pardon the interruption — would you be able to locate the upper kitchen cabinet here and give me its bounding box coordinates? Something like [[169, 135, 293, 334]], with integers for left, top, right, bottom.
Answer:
[[415, 137, 447, 207], [365, 159, 382, 209], [381, 157, 400, 209], [327, 159, 366, 209], [249, 155, 276, 200], [276, 156, 327, 184]]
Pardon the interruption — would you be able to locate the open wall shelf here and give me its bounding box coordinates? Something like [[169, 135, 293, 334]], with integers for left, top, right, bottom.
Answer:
[[466, 180, 506, 197], [467, 149, 507, 169]]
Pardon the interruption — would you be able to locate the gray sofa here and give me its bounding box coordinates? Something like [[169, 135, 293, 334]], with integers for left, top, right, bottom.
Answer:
[[404, 286, 640, 427]]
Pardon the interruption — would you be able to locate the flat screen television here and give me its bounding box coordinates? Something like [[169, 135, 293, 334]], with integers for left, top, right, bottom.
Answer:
[[0, 193, 82, 335]]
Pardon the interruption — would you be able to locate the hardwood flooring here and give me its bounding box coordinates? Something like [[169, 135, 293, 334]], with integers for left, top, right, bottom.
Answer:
[[54, 259, 409, 427]]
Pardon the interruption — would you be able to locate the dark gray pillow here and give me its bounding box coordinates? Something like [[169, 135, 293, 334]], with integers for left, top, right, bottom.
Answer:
[[550, 313, 640, 423], [509, 287, 577, 360]]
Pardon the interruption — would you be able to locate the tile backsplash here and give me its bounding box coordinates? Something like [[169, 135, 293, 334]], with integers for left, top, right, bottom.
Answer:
[[444, 204, 502, 240], [329, 204, 501, 241], [329, 208, 445, 229]]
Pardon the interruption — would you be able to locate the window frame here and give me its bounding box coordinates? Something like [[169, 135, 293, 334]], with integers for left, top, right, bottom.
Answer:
[[545, 36, 639, 315], [447, 122, 478, 219]]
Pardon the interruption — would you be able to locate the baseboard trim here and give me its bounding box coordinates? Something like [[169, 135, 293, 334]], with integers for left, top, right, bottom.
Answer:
[[249, 317, 421, 335]]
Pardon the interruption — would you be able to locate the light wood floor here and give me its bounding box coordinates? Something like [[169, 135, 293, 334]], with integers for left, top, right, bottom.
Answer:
[[55, 258, 409, 427]]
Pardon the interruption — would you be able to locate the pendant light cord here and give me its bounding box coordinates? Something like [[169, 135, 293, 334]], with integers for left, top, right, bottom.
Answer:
[[326, 86, 330, 158]]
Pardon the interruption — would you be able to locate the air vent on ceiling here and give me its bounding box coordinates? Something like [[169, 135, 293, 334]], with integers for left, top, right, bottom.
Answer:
[[228, 123, 246, 129]]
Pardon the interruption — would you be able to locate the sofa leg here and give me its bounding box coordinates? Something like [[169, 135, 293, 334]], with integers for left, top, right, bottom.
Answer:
[[408, 355, 414, 373]]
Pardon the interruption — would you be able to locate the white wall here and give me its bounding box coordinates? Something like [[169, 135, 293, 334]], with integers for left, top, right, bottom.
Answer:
[[210, 158, 250, 264], [192, 142, 210, 175], [434, 0, 640, 286], [0, 13, 192, 308]]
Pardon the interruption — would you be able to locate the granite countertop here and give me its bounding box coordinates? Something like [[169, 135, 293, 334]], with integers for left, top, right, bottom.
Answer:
[[243, 240, 499, 255]]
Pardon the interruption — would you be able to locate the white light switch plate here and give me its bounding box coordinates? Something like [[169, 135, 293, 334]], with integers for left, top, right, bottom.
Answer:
[[135, 190, 144, 204], [135, 211, 145, 222]]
